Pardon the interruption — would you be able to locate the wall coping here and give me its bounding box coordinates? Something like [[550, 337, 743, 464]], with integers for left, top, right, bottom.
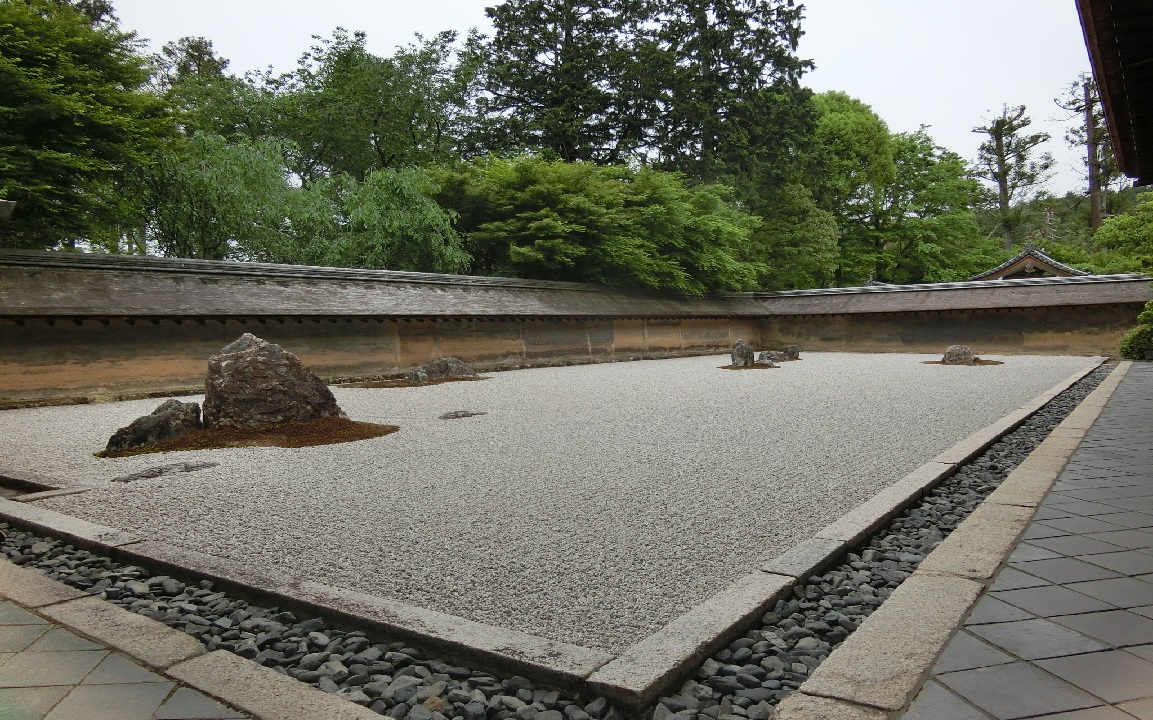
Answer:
[[1, 250, 1149, 319]]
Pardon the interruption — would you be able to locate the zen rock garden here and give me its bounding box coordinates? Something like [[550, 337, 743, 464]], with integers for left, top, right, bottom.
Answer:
[[102, 333, 414, 456]]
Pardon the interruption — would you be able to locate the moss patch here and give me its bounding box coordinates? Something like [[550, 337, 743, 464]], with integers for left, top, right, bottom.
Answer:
[[921, 359, 1005, 366], [338, 376, 490, 389], [97, 417, 399, 458]]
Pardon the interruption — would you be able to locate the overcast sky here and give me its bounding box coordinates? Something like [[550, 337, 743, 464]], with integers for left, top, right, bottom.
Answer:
[[112, 0, 1095, 194]]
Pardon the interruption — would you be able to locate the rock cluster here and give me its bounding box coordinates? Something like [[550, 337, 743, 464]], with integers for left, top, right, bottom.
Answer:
[[941, 345, 977, 365], [10, 365, 1109, 719], [203, 334, 344, 427], [730, 340, 755, 367], [104, 399, 203, 454], [406, 358, 479, 385]]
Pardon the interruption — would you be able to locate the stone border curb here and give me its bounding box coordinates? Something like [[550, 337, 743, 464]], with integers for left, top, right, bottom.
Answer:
[[587, 572, 795, 708], [0, 357, 1108, 714], [0, 496, 141, 548], [772, 361, 1132, 718], [0, 466, 66, 493], [0, 557, 381, 719]]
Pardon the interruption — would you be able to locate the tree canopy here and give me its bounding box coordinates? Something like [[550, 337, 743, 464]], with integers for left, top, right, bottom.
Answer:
[[2, 0, 1146, 293], [0, 0, 170, 248]]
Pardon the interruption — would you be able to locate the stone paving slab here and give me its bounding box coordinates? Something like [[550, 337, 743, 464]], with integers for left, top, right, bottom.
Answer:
[[0, 556, 406, 719], [0, 565, 247, 720]]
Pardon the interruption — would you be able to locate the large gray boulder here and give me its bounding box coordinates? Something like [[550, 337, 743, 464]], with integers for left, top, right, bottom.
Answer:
[[405, 357, 478, 384], [942, 345, 977, 365], [756, 351, 780, 366], [203, 334, 343, 428], [783, 345, 801, 361], [731, 339, 755, 367], [105, 399, 202, 454]]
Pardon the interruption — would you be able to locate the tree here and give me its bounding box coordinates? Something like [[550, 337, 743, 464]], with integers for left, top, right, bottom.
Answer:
[[872, 130, 997, 283], [131, 132, 297, 260], [432, 156, 760, 294], [972, 105, 1055, 250], [1055, 74, 1123, 230], [480, 0, 639, 163], [261, 168, 470, 273], [477, 0, 813, 192], [644, 0, 811, 186], [0, 0, 172, 249], [150, 36, 229, 90], [745, 184, 839, 289], [805, 91, 895, 283], [1094, 193, 1153, 270]]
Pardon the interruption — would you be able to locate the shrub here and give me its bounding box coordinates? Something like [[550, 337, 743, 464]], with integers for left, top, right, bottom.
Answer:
[[1137, 299, 1153, 326], [1119, 325, 1153, 360]]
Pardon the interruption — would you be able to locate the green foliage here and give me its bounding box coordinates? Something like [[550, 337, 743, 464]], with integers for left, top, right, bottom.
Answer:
[[1118, 325, 1153, 360], [643, 0, 812, 186], [1117, 296, 1153, 362], [745, 184, 838, 289], [122, 132, 467, 273], [433, 156, 760, 294], [481, 0, 633, 163], [259, 168, 469, 273], [131, 132, 296, 260], [0, 0, 171, 249], [273, 29, 479, 181], [803, 96, 993, 285], [1138, 299, 1153, 326], [972, 105, 1055, 249], [1094, 195, 1153, 271], [479, 0, 813, 187]]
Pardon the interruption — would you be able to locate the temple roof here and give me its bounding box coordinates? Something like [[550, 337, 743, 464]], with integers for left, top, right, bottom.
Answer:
[[1078, 0, 1153, 186], [968, 243, 1091, 281]]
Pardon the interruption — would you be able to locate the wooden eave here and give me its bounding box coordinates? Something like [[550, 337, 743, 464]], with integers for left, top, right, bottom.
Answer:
[[1078, 0, 1153, 186]]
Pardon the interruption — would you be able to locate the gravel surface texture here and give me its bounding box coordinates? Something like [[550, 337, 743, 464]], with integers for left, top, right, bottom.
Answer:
[[5, 352, 1097, 652], [0, 363, 1113, 720]]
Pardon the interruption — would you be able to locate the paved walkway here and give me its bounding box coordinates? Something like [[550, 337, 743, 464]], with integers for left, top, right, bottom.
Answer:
[[904, 362, 1153, 720], [0, 601, 247, 720]]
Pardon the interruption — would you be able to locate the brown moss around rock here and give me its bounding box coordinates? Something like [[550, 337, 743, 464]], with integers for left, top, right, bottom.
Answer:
[[719, 363, 782, 370], [921, 359, 1005, 366], [97, 417, 399, 458], [337, 376, 490, 389]]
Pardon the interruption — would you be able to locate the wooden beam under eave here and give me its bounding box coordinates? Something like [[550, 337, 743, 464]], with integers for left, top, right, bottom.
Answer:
[[1077, 0, 1141, 181]]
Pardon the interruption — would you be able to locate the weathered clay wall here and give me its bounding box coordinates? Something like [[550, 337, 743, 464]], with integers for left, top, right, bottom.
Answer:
[[760, 304, 1145, 356], [1, 251, 1149, 406], [0, 316, 764, 406]]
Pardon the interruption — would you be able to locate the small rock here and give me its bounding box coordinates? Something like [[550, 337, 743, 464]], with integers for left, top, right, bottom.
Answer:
[[105, 399, 203, 454], [406, 357, 478, 384], [942, 344, 977, 365]]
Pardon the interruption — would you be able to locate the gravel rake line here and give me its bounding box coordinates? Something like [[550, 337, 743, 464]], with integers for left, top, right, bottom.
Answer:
[[0, 363, 1112, 720]]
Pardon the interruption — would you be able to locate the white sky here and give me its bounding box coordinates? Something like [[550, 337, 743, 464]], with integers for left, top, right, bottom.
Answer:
[[113, 0, 1095, 194]]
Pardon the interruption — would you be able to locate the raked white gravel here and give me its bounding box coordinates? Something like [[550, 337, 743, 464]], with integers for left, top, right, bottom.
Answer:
[[5, 352, 1096, 653]]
